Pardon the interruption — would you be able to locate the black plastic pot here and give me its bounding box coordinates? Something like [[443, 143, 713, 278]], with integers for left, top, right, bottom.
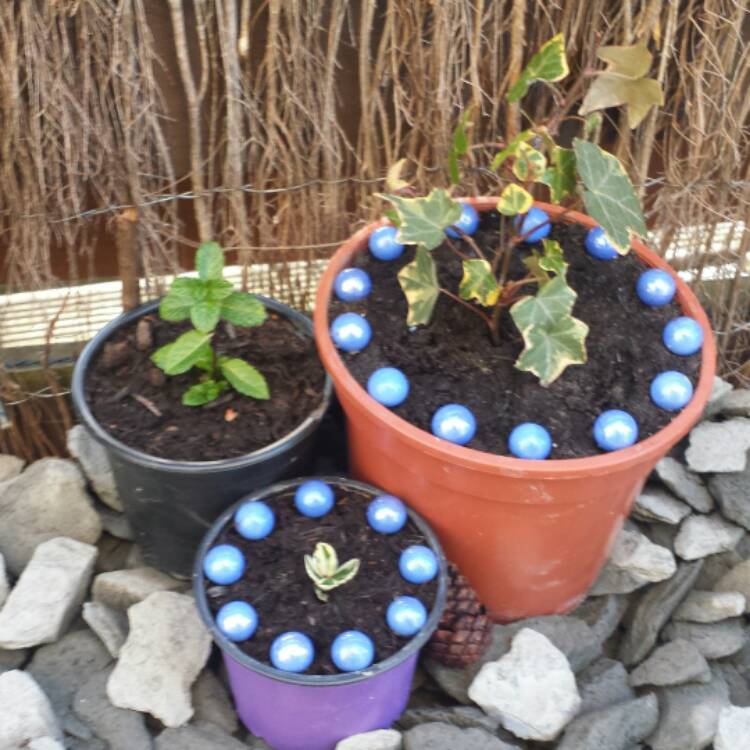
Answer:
[[71, 298, 332, 577]]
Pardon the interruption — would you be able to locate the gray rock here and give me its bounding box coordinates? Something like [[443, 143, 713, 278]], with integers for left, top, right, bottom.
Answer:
[[155, 724, 250, 750], [0, 458, 102, 574], [654, 457, 714, 512], [715, 705, 750, 750], [619, 559, 703, 666], [0, 537, 98, 649], [718, 388, 750, 418], [674, 514, 744, 560], [192, 669, 238, 735], [82, 601, 127, 658], [662, 619, 746, 659], [403, 723, 519, 750], [67, 426, 122, 511], [107, 591, 211, 727], [705, 376, 735, 418], [694, 551, 743, 589], [709, 464, 750, 531], [468, 628, 581, 741], [92, 567, 184, 610], [673, 590, 746, 622], [572, 595, 629, 644], [0, 670, 62, 747], [0, 454, 24, 482], [98, 508, 135, 542], [577, 658, 635, 714], [0, 552, 8, 609], [0, 646, 28, 673], [686, 418, 750, 473], [736, 533, 750, 559], [28, 738, 66, 750], [714, 559, 750, 612], [629, 639, 711, 687], [65, 737, 106, 750], [336, 729, 403, 750], [633, 485, 692, 525], [397, 706, 500, 734], [714, 663, 750, 707]]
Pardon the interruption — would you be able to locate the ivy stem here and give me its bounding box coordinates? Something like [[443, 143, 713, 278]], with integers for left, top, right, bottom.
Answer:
[[439, 288, 493, 328], [449, 227, 487, 262], [444, 236, 470, 260]]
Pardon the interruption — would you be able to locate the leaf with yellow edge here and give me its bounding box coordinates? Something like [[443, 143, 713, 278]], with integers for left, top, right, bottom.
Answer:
[[539, 147, 576, 203], [507, 34, 570, 103], [512, 143, 547, 182], [386, 159, 410, 192], [491, 130, 535, 172], [449, 108, 474, 185], [459, 259, 501, 307], [523, 239, 568, 285], [398, 247, 439, 326], [497, 184, 533, 216], [383, 189, 463, 251]]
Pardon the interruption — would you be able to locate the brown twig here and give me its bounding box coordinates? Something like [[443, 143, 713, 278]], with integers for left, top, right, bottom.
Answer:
[[131, 394, 163, 418]]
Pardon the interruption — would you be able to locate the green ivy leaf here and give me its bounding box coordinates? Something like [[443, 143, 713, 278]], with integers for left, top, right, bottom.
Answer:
[[190, 301, 221, 333], [220, 292, 267, 328], [182, 379, 227, 406], [573, 138, 646, 253], [449, 108, 474, 185], [497, 184, 534, 216], [490, 130, 535, 172], [539, 146, 576, 203], [524, 239, 568, 284], [397, 247, 439, 326], [151, 330, 212, 376], [459, 259, 501, 306], [205, 279, 235, 302], [510, 275, 576, 331], [196, 242, 225, 282], [512, 143, 547, 182], [384, 188, 463, 251], [219, 357, 269, 399], [507, 34, 569, 103]]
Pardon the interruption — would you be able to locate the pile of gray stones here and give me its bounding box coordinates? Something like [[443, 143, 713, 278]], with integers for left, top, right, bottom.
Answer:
[[1, 377, 750, 750]]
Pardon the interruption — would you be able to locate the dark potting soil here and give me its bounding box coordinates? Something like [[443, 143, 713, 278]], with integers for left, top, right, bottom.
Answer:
[[329, 213, 702, 459], [206, 487, 439, 675], [86, 311, 326, 461]]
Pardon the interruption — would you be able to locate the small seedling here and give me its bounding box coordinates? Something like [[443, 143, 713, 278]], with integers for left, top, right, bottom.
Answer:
[[304, 542, 360, 602]]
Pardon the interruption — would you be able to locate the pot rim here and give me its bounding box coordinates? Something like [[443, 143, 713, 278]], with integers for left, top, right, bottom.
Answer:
[[71, 296, 333, 473], [313, 198, 717, 479], [192, 476, 448, 686]]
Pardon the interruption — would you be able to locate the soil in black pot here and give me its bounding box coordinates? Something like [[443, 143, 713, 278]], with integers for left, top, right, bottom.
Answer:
[[329, 213, 702, 459], [86, 311, 326, 461], [206, 486, 439, 675]]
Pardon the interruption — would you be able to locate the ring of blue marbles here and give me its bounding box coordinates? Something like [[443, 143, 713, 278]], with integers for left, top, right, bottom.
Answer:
[[508, 422, 552, 460], [294, 480, 335, 519], [234, 501, 275, 541], [445, 204, 480, 239], [515, 207, 551, 244], [663, 316, 703, 356], [203, 544, 246, 585], [367, 495, 408, 534], [399, 545, 438, 584], [216, 601, 258, 642], [369, 226, 405, 261], [585, 227, 618, 261], [650, 371, 693, 411], [334, 268, 372, 302], [387, 596, 427, 637], [330, 630, 375, 672], [636, 269, 676, 307], [270, 631, 315, 673], [431, 404, 477, 446], [367, 367, 410, 407], [593, 410, 639, 452], [330, 313, 372, 353]]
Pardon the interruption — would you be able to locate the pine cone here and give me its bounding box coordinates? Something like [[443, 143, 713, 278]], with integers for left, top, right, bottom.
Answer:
[[425, 562, 492, 668]]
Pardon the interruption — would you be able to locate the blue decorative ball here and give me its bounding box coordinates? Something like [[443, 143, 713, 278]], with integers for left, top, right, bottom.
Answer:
[[234, 501, 275, 541], [593, 410, 639, 452], [585, 227, 618, 261], [636, 269, 676, 307], [294, 480, 335, 518], [508, 422, 552, 460], [330, 313, 372, 353], [330, 630, 375, 672], [663, 316, 703, 356], [369, 226, 405, 261], [216, 601, 258, 642], [334, 268, 372, 302], [515, 207, 551, 243], [270, 632, 315, 673], [386, 596, 427, 637], [203, 544, 246, 585], [445, 204, 480, 239], [367, 495, 408, 535], [399, 545, 439, 584], [651, 371, 694, 411], [431, 404, 477, 445], [367, 367, 410, 407]]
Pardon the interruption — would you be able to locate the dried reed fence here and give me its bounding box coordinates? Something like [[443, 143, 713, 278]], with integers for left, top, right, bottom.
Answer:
[[1, 0, 749, 459]]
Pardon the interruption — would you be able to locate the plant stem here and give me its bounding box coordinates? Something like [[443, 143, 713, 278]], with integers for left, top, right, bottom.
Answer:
[[439, 288, 493, 328], [444, 236, 470, 260], [452, 227, 487, 262]]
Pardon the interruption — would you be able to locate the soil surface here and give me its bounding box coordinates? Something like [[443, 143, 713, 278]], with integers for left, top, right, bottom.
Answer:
[[86, 310, 326, 461], [329, 212, 702, 459], [206, 486, 439, 675]]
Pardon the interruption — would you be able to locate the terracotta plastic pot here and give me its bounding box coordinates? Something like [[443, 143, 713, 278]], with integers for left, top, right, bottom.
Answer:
[[313, 199, 716, 622]]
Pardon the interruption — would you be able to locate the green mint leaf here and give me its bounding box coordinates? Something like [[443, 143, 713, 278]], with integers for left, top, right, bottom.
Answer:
[[449, 108, 473, 185], [507, 34, 569, 103], [150, 342, 175, 372], [159, 293, 192, 322], [490, 130, 535, 172], [397, 246, 439, 326], [190, 301, 221, 333], [497, 184, 534, 216], [205, 279, 235, 302], [153, 330, 212, 375], [459, 259, 501, 306], [512, 142, 547, 182], [196, 242, 225, 281], [539, 146, 576, 203], [182, 379, 227, 406], [510, 275, 576, 331], [219, 357, 269, 399], [220, 292, 267, 328], [384, 188, 462, 251], [170, 276, 205, 300]]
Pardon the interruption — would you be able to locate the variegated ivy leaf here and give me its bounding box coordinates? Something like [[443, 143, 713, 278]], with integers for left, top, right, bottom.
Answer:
[[383, 188, 463, 251], [539, 147, 576, 203], [398, 247, 439, 326], [523, 239, 568, 284], [510, 275, 576, 331], [490, 129, 535, 172], [573, 138, 646, 254], [315, 558, 361, 591], [512, 143, 547, 182], [304, 542, 360, 602], [386, 159, 410, 192], [459, 259, 501, 307], [507, 34, 570, 103], [449, 107, 474, 185], [497, 184, 533, 216]]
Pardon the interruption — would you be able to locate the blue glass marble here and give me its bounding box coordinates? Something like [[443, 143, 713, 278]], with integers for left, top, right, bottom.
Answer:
[[386, 596, 427, 637], [636, 269, 676, 307], [367, 367, 410, 407], [431, 404, 477, 446], [270, 632, 315, 673], [369, 226, 405, 261], [593, 410, 639, 452], [330, 313, 372, 353], [334, 268, 372, 302], [294, 480, 335, 518], [663, 316, 703, 356], [508, 422, 552, 460], [399, 545, 438, 584], [367, 495, 408, 535], [585, 226, 618, 261], [234, 501, 275, 541], [216, 601, 258, 642], [330, 630, 375, 672], [203, 544, 246, 585], [445, 203, 480, 239], [515, 207, 551, 244], [650, 371, 694, 411]]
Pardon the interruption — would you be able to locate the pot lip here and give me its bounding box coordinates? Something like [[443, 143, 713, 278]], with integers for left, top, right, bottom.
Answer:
[[313, 198, 717, 479], [71, 296, 333, 473], [192, 475, 449, 686]]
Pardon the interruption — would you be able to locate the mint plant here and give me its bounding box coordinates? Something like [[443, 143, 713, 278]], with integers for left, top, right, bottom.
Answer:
[[151, 242, 270, 406]]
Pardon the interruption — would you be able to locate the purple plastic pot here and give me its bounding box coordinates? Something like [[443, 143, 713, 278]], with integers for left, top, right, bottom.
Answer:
[[193, 477, 448, 750]]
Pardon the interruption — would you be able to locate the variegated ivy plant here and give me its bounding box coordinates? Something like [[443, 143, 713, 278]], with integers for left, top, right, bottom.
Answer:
[[381, 34, 661, 386], [304, 542, 360, 602]]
